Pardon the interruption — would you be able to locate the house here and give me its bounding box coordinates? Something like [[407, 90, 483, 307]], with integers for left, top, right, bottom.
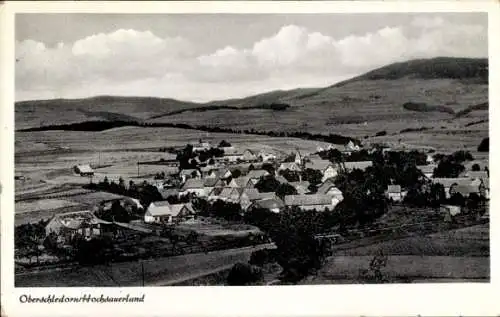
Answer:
[[317, 180, 344, 202], [385, 185, 406, 202], [45, 211, 110, 244], [278, 162, 301, 172], [290, 181, 311, 195], [242, 149, 258, 162], [259, 151, 277, 162], [192, 140, 212, 152], [249, 198, 285, 213], [206, 168, 232, 180], [73, 164, 94, 176], [293, 151, 304, 165], [158, 188, 179, 200], [305, 159, 331, 172], [180, 178, 206, 197], [416, 165, 436, 179], [343, 161, 373, 171], [441, 205, 461, 222], [342, 141, 360, 154], [426, 154, 435, 164], [217, 187, 241, 202], [223, 148, 245, 163], [431, 178, 472, 198], [179, 169, 201, 182], [144, 201, 195, 224], [284, 194, 338, 211]]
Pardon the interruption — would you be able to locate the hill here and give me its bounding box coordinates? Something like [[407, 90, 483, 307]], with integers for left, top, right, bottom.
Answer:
[[15, 57, 488, 153]]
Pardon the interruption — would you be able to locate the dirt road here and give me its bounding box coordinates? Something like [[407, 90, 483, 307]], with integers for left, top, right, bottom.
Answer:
[[15, 243, 275, 287]]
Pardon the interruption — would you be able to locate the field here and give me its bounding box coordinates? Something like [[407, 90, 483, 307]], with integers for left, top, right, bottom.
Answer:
[[303, 224, 489, 284]]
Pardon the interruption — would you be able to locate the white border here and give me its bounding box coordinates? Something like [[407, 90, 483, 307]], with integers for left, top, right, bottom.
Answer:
[[1, 2, 499, 317]]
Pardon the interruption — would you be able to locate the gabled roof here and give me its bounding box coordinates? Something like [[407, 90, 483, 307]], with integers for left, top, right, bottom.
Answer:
[[416, 164, 437, 174], [253, 198, 285, 210], [234, 177, 251, 188], [48, 210, 110, 230], [317, 184, 343, 196], [317, 179, 337, 194], [182, 178, 205, 190], [466, 171, 489, 179], [305, 159, 332, 171], [147, 201, 193, 217], [247, 170, 269, 179], [343, 161, 373, 170], [432, 177, 472, 188], [203, 177, 220, 187], [170, 203, 194, 216], [219, 187, 237, 199], [386, 185, 402, 193], [158, 188, 179, 199], [76, 164, 94, 173], [279, 162, 300, 170], [453, 184, 480, 196], [284, 194, 333, 206]]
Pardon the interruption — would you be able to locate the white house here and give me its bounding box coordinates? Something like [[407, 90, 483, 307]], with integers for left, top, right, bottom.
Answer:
[[290, 181, 311, 195], [73, 164, 94, 176], [192, 140, 212, 152], [144, 201, 195, 224], [317, 180, 344, 203], [385, 185, 406, 202], [284, 194, 339, 211], [278, 162, 301, 172], [259, 151, 277, 162], [431, 177, 472, 199], [223, 148, 245, 163]]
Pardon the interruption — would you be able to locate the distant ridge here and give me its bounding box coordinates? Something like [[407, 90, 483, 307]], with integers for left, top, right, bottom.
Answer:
[[331, 57, 488, 88]]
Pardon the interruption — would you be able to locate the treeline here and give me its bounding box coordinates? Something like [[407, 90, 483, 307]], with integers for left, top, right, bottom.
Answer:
[[150, 102, 290, 119], [84, 177, 162, 211], [18, 120, 360, 146]]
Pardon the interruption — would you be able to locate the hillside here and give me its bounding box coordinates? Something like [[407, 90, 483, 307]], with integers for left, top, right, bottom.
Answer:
[[16, 57, 488, 152]]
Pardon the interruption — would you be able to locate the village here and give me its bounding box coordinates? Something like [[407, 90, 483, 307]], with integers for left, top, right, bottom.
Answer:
[[14, 134, 490, 286]]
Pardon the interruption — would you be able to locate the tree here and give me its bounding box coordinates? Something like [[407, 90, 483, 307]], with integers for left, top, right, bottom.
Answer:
[[219, 140, 232, 148], [255, 175, 281, 193], [73, 236, 113, 265], [279, 169, 300, 182], [226, 262, 263, 286], [448, 193, 466, 207], [231, 169, 242, 179], [262, 163, 276, 175], [478, 137, 489, 152], [276, 183, 298, 199], [433, 160, 465, 178], [301, 168, 323, 186], [472, 163, 481, 171]]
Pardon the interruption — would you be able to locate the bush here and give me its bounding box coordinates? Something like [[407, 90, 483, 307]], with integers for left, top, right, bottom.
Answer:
[[226, 262, 263, 286], [478, 137, 489, 152], [249, 249, 277, 267], [375, 131, 387, 137]]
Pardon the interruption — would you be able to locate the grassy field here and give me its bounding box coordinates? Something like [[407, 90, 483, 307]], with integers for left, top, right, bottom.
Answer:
[[337, 224, 489, 257], [305, 255, 489, 284]]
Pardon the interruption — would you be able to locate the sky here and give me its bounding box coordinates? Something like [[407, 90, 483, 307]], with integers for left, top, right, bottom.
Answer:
[[15, 13, 488, 102]]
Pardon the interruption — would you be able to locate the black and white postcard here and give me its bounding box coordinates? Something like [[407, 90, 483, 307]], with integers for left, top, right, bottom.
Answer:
[[1, 1, 499, 317]]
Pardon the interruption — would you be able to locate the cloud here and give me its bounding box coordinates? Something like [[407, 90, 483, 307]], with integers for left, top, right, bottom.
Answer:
[[16, 16, 487, 102]]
